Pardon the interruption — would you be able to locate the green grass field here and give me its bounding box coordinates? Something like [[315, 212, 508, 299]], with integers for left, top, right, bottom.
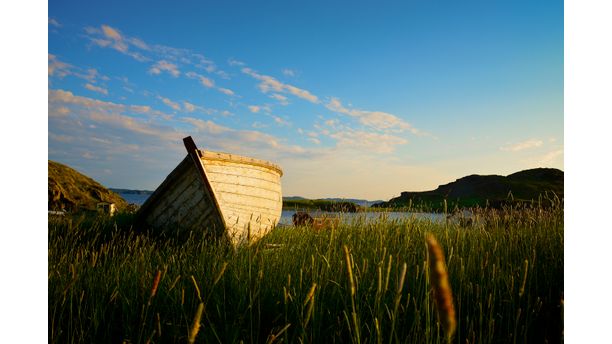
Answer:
[[48, 202, 563, 343]]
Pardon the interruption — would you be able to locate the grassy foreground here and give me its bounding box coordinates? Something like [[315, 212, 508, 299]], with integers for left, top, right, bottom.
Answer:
[[49, 203, 563, 343]]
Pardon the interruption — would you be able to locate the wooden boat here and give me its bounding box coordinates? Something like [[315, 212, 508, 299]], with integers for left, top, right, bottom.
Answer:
[[137, 136, 283, 246]]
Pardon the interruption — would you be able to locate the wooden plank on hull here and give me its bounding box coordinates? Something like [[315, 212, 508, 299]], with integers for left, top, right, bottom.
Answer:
[[136, 156, 192, 225], [217, 191, 282, 209], [200, 151, 283, 176], [146, 171, 200, 226], [205, 172, 282, 191], [205, 163, 282, 181], [210, 183, 281, 201], [146, 170, 200, 225], [183, 136, 227, 232], [223, 204, 281, 221], [156, 184, 206, 230]]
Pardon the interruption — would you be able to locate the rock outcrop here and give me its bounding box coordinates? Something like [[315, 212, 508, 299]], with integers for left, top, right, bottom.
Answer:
[[48, 160, 128, 212]]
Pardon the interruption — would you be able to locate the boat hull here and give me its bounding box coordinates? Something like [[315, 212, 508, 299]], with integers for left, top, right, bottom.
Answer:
[[137, 142, 283, 246], [201, 151, 283, 244]]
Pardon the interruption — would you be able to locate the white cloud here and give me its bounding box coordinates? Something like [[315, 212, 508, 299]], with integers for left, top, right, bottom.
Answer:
[[327, 128, 408, 153], [49, 89, 181, 142], [326, 97, 422, 134], [182, 117, 309, 158], [85, 83, 108, 95], [252, 122, 268, 129], [201, 77, 215, 87], [49, 133, 73, 142], [217, 87, 235, 96], [248, 105, 261, 113], [149, 60, 180, 77], [49, 55, 110, 87], [84, 24, 235, 82], [242, 67, 319, 103], [54, 107, 70, 117], [282, 68, 296, 77], [182, 117, 231, 134], [308, 138, 321, 145], [500, 139, 544, 152], [272, 116, 289, 126], [228, 58, 246, 66], [538, 149, 564, 165], [270, 93, 289, 105], [325, 119, 338, 127], [48, 54, 72, 78], [85, 25, 149, 62], [158, 96, 181, 111], [523, 148, 563, 167], [101, 25, 122, 41], [186, 71, 233, 94], [49, 18, 61, 27], [130, 105, 152, 113], [183, 102, 196, 112]]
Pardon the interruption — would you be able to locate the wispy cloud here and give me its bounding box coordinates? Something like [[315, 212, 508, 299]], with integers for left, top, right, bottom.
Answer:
[[242, 67, 319, 103], [217, 87, 235, 96], [48, 18, 61, 27], [183, 117, 310, 158], [50, 88, 311, 170], [228, 58, 246, 67], [186, 71, 235, 96], [327, 128, 408, 153], [49, 89, 180, 141], [49, 133, 73, 142], [85, 25, 149, 62], [183, 102, 196, 112], [182, 117, 231, 134], [538, 148, 564, 165], [326, 97, 422, 134], [187, 72, 214, 87], [271, 115, 290, 126], [270, 93, 289, 105], [500, 139, 544, 152], [49, 55, 110, 86], [248, 105, 261, 113], [149, 60, 180, 77], [84, 24, 233, 81], [48, 54, 72, 78], [85, 83, 108, 95], [282, 68, 296, 77], [157, 96, 181, 111]]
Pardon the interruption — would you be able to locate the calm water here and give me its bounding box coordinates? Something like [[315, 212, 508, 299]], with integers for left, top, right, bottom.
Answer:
[[117, 192, 151, 205], [279, 210, 445, 225], [117, 192, 445, 225]]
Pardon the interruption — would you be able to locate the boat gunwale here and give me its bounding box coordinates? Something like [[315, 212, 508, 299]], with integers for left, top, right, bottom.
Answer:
[[199, 150, 283, 177]]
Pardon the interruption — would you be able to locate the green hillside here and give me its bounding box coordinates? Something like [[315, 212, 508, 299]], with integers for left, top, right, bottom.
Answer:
[[48, 160, 127, 212], [373, 168, 563, 211]]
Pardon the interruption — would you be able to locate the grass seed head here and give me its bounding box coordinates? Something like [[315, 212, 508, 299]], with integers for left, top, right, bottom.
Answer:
[[188, 302, 205, 344], [149, 270, 162, 299], [426, 234, 457, 340]]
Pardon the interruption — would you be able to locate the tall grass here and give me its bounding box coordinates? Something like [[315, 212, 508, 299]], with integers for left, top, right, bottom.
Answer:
[[48, 203, 563, 343]]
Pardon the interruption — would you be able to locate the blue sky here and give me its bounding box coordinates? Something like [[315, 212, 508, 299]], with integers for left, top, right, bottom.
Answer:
[[48, 0, 563, 200]]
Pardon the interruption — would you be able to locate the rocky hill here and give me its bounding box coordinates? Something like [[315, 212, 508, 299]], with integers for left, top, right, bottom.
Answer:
[[373, 168, 563, 210], [48, 160, 127, 212]]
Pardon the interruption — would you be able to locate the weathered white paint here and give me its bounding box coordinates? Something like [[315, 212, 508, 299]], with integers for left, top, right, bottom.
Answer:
[[139, 151, 283, 247], [200, 150, 283, 245]]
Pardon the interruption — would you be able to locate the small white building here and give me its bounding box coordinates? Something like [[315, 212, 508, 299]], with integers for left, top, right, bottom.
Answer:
[[97, 202, 116, 216]]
